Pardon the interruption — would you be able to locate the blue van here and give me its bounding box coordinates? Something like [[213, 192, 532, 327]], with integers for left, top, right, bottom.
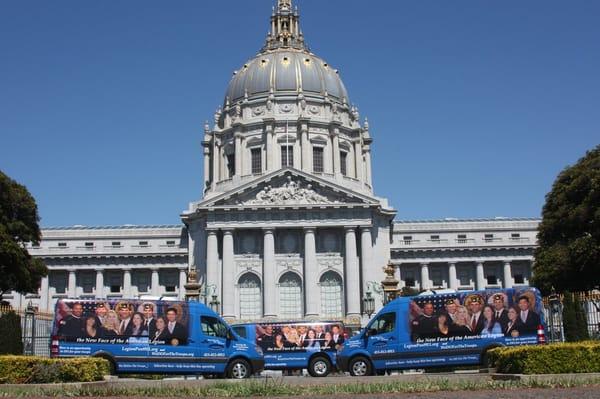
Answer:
[[337, 288, 546, 376], [51, 299, 264, 378], [232, 321, 347, 377]]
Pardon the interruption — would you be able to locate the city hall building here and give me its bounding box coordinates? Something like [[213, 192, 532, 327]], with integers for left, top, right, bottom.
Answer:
[[7, 1, 539, 326]]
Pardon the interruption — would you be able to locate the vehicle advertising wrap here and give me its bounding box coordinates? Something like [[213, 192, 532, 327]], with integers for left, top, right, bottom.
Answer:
[[409, 288, 543, 344], [53, 299, 189, 346], [255, 322, 346, 352]]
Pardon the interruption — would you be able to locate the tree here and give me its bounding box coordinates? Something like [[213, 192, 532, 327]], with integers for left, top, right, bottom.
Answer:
[[561, 292, 589, 342], [0, 171, 47, 301], [0, 310, 23, 354], [532, 145, 600, 294]]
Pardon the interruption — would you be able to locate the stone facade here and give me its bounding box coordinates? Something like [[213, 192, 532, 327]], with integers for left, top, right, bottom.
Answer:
[[4, 1, 539, 327]]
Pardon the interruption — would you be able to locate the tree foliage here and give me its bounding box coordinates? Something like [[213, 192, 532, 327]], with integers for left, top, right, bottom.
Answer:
[[0, 311, 23, 355], [561, 292, 589, 342], [532, 145, 600, 294], [0, 171, 47, 300]]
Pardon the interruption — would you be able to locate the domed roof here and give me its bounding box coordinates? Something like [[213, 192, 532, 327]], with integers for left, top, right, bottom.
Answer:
[[225, 50, 348, 104]]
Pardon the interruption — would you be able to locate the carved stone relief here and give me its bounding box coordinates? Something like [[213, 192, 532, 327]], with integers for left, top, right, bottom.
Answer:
[[242, 176, 338, 205]]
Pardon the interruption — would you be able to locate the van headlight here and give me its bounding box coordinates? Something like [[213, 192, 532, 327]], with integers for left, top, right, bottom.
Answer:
[[255, 345, 263, 355], [337, 344, 344, 354]]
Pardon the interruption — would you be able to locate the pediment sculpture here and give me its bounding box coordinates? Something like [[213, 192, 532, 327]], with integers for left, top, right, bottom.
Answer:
[[242, 176, 338, 205]]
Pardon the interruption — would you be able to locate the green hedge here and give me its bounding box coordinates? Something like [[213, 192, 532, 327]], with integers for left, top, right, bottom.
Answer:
[[488, 341, 600, 374], [0, 356, 110, 384]]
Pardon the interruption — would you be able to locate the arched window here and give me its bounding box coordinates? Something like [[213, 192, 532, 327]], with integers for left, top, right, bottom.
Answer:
[[320, 271, 343, 318], [239, 273, 262, 320], [279, 272, 302, 318]]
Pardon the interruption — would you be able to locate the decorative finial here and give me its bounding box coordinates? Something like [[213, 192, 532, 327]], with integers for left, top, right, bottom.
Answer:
[[262, 0, 306, 52], [204, 120, 210, 133]]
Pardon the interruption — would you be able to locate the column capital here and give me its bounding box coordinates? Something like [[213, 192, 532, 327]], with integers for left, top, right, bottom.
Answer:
[[503, 260, 512, 265], [206, 229, 218, 236], [420, 262, 429, 267], [475, 260, 485, 266], [344, 226, 357, 232], [262, 227, 275, 234], [122, 268, 132, 272], [303, 226, 317, 233], [150, 267, 160, 272], [222, 228, 234, 235], [448, 261, 457, 266], [95, 268, 105, 274]]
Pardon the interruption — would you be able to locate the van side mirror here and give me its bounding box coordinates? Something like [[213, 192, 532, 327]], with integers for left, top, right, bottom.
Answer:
[[227, 329, 236, 341]]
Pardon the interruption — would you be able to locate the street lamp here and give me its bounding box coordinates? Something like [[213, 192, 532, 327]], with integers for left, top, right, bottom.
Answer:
[[209, 294, 221, 314], [548, 287, 562, 342], [363, 291, 375, 318]]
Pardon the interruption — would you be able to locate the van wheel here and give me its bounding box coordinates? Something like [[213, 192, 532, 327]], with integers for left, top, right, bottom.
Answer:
[[308, 356, 331, 377], [349, 356, 372, 377], [227, 358, 251, 379]]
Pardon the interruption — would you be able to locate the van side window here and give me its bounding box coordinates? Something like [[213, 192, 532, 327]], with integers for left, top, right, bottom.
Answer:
[[201, 316, 228, 338], [232, 326, 247, 339], [369, 312, 396, 335]]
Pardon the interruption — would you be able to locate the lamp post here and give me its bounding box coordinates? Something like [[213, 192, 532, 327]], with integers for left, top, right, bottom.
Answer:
[[548, 287, 562, 342], [209, 294, 221, 314], [24, 301, 35, 355], [381, 262, 400, 305], [362, 291, 375, 318]]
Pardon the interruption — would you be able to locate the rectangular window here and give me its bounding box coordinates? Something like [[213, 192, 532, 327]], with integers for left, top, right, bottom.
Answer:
[[340, 151, 348, 176], [484, 234, 494, 242], [514, 274, 525, 284], [313, 147, 324, 173], [112, 241, 121, 247], [431, 269, 443, 287], [166, 240, 176, 247], [58, 242, 67, 248], [84, 242, 94, 248], [251, 148, 262, 174], [458, 268, 471, 286], [79, 272, 95, 294], [139, 241, 149, 247], [201, 316, 228, 338], [227, 154, 235, 177], [405, 277, 416, 287], [457, 234, 467, 244], [511, 233, 521, 239], [486, 275, 497, 285], [403, 235, 412, 245], [430, 235, 440, 241], [281, 145, 293, 167]]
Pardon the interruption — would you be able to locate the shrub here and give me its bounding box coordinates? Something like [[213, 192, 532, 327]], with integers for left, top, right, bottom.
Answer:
[[0, 356, 110, 384], [488, 341, 600, 374], [0, 311, 23, 355]]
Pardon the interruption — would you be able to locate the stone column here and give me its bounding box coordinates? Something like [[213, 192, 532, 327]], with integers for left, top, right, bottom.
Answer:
[[203, 145, 211, 191], [476, 261, 486, 290], [95, 269, 104, 298], [123, 269, 132, 298], [303, 228, 318, 317], [222, 229, 235, 319], [263, 228, 277, 318], [234, 132, 242, 177], [300, 121, 310, 172], [265, 120, 275, 171], [448, 262, 458, 290], [40, 276, 49, 311], [179, 268, 188, 300], [354, 141, 364, 184], [503, 261, 513, 288], [206, 230, 219, 302], [360, 226, 374, 300], [211, 141, 220, 190], [364, 147, 372, 186], [151, 268, 160, 296], [420, 263, 430, 290], [344, 227, 360, 317], [68, 271, 76, 298], [331, 128, 340, 175]]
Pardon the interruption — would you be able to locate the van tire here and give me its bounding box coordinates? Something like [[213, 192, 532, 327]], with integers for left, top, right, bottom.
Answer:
[[308, 356, 331, 377], [349, 356, 372, 377], [227, 358, 251, 379]]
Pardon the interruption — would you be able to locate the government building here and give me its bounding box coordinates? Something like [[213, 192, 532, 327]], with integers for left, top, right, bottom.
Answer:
[[7, 1, 539, 326]]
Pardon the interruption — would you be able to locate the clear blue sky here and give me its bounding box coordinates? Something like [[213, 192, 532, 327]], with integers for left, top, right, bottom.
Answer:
[[1, 0, 598, 226]]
